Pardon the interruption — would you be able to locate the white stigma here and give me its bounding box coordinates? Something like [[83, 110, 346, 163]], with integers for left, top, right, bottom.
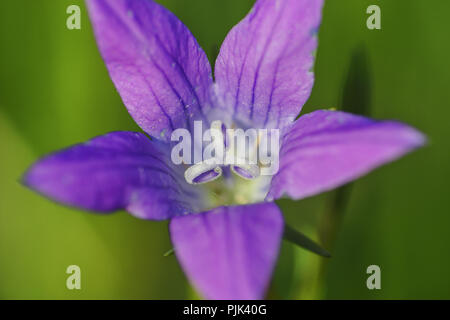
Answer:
[[184, 161, 223, 185]]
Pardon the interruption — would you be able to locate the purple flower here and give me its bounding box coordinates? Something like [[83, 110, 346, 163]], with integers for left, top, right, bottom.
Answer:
[[23, 0, 425, 299]]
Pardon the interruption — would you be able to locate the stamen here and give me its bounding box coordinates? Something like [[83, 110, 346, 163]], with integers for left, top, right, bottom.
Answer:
[[185, 161, 223, 185], [231, 163, 260, 180]]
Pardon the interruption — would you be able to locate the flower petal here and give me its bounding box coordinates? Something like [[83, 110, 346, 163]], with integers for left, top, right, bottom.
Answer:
[[267, 110, 426, 201], [169, 203, 284, 299], [23, 132, 203, 220], [87, 0, 213, 140], [215, 0, 324, 129]]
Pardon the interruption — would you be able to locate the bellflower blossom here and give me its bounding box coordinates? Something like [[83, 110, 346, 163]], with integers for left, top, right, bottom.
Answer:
[[23, 0, 425, 299]]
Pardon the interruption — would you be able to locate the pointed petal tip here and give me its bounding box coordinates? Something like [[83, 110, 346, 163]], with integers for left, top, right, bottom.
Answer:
[[409, 126, 427, 148], [170, 203, 284, 300], [21, 163, 43, 192], [214, 0, 325, 129], [19, 132, 198, 219], [86, 0, 213, 140], [268, 111, 427, 202]]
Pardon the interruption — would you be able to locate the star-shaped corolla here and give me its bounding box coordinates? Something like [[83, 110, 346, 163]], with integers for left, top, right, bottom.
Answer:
[[23, 0, 424, 299]]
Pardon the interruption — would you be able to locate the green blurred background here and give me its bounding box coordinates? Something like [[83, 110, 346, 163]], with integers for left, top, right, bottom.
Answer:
[[1, 0, 449, 299]]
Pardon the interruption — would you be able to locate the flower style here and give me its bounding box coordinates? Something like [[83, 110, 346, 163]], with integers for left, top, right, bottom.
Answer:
[[23, 0, 425, 299]]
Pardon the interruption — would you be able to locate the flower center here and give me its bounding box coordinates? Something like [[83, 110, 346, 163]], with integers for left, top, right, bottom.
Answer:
[[180, 120, 278, 209], [196, 169, 272, 209]]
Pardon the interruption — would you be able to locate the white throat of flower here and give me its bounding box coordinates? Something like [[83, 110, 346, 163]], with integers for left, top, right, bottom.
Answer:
[[184, 120, 263, 185], [174, 120, 279, 208]]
